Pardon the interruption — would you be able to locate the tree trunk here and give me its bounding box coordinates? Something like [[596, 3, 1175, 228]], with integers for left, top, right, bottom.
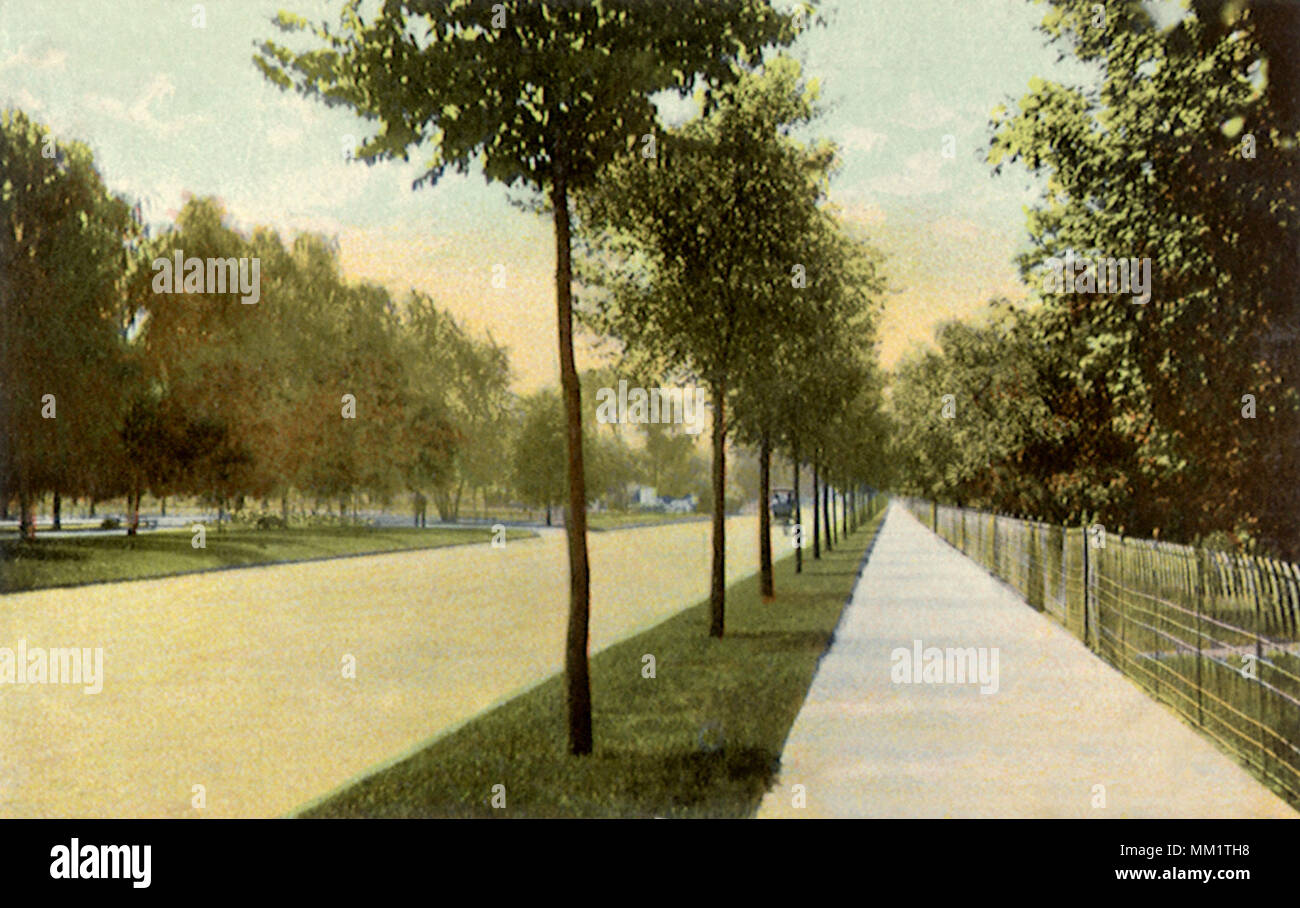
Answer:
[[709, 378, 727, 637], [128, 489, 140, 536], [282, 494, 290, 522], [52, 489, 62, 531], [18, 487, 35, 541], [759, 433, 773, 599], [812, 458, 821, 559], [823, 476, 832, 552], [553, 174, 593, 756], [160, 495, 167, 518], [841, 487, 847, 538], [793, 446, 802, 574]]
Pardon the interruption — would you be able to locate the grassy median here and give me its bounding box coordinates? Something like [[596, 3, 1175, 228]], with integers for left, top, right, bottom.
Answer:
[[586, 512, 710, 531], [0, 525, 536, 594], [299, 506, 887, 818]]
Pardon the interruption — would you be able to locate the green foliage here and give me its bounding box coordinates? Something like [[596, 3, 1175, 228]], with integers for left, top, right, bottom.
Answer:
[[0, 109, 136, 512], [889, 0, 1300, 554], [510, 390, 567, 512], [256, 0, 809, 195], [578, 57, 831, 389]]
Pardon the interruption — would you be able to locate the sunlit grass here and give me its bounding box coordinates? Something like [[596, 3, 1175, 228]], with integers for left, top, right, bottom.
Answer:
[[0, 525, 535, 594]]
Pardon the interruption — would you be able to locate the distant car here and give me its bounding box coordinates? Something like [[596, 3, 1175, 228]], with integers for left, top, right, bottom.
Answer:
[[770, 489, 795, 521], [664, 497, 694, 514]]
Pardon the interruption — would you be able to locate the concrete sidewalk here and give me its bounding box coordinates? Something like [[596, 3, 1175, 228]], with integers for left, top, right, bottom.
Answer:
[[757, 503, 1297, 818]]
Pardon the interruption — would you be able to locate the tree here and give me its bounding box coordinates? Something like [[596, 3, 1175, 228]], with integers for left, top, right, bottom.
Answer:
[[402, 293, 511, 521], [733, 209, 885, 597], [989, 0, 1300, 554], [257, 0, 808, 753], [579, 58, 836, 635], [0, 109, 136, 538], [511, 390, 566, 526], [127, 197, 280, 524]]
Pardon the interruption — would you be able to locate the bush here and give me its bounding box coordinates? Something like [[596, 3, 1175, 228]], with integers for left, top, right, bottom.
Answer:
[[100, 517, 121, 530], [255, 515, 288, 531]]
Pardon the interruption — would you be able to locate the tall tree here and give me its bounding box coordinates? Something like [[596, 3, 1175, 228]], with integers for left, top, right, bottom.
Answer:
[[579, 57, 829, 636], [0, 110, 135, 538], [989, 0, 1300, 554]]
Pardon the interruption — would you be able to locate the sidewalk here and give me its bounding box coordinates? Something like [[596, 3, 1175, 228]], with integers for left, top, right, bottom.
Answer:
[[757, 503, 1297, 818]]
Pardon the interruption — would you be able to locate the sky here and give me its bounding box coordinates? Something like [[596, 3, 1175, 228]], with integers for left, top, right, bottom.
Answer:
[[0, 0, 1178, 391]]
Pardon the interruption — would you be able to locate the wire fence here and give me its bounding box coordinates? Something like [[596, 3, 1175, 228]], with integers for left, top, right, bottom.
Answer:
[[900, 497, 1300, 810]]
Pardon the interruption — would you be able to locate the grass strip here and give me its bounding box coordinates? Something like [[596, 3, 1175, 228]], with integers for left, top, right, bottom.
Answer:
[[586, 512, 710, 531], [0, 526, 535, 594], [300, 507, 887, 818]]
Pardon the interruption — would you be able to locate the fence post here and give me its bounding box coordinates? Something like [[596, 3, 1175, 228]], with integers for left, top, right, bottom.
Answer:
[[1118, 538, 1128, 674], [990, 513, 998, 575], [1082, 524, 1095, 651], [1193, 549, 1204, 727], [1248, 555, 1265, 780], [1061, 526, 1070, 635]]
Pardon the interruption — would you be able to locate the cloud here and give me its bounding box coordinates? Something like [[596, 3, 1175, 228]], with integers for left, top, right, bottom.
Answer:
[[839, 126, 888, 154], [83, 73, 205, 139], [891, 90, 958, 130], [834, 195, 888, 230], [0, 45, 67, 75], [0, 86, 45, 114], [930, 216, 983, 244], [865, 149, 950, 197]]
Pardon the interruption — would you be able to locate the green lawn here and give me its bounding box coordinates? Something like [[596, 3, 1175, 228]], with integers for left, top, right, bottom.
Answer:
[[0, 525, 535, 594], [297, 505, 887, 818], [586, 511, 710, 531]]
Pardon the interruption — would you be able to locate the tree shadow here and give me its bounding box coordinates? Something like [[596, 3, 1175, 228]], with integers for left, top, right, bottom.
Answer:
[[610, 745, 781, 815], [724, 630, 832, 651]]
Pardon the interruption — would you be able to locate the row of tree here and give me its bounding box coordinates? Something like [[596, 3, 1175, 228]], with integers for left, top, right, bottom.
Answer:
[[0, 119, 517, 535], [890, 0, 1300, 560], [257, 0, 890, 754], [0, 129, 735, 536]]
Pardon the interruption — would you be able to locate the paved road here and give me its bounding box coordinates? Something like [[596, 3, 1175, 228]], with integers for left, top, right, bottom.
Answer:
[[758, 503, 1297, 818], [0, 517, 784, 817]]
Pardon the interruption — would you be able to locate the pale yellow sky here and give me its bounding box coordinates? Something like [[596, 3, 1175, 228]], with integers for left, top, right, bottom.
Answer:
[[336, 194, 1032, 394]]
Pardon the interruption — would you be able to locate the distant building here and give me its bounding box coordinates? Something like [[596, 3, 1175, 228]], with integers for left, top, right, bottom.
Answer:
[[631, 485, 659, 508]]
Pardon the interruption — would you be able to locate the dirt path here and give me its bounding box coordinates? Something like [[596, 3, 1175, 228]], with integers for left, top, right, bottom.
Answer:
[[0, 517, 782, 817]]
